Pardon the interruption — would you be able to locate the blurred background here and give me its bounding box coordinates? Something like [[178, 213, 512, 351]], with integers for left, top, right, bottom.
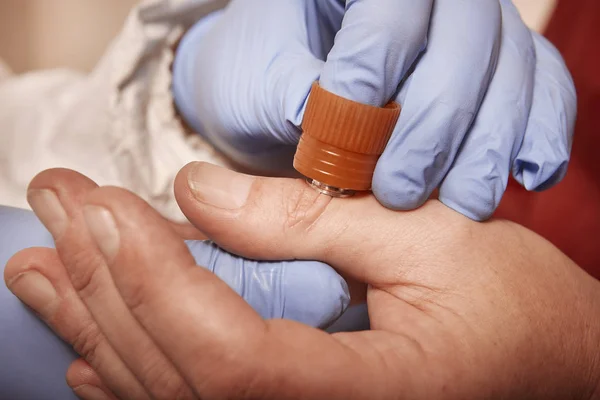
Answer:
[[0, 0, 138, 73], [0, 0, 556, 73]]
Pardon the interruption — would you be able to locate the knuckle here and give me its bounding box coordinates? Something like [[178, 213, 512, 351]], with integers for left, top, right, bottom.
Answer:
[[71, 321, 104, 365], [117, 277, 152, 317], [64, 248, 105, 296]]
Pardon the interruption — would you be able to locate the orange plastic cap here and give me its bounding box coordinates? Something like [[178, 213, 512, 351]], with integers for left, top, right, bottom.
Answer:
[[293, 82, 401, 192]]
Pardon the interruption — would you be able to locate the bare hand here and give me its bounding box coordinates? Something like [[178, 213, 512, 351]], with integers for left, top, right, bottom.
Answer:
[[6, 164, 600, 399]]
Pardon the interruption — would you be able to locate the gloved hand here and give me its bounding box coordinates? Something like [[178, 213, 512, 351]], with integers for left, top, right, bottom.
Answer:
[[172, 0, 576, 221], [1, 201, 352, 399]]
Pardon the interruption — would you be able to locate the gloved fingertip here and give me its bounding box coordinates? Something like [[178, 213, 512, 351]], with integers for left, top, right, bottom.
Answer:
[[513, 119, 571, 192], [371, 169, 429, 211], [438, 172, 505, 221], [281, 260, 350, 329], [438, 196, 492, 222], [513, 158, 569, 192]]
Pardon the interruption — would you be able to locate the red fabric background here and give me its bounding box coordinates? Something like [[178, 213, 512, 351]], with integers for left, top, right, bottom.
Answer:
[[496, 0, 600, 278]]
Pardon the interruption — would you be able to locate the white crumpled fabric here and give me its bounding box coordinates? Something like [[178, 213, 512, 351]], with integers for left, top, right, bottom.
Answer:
[[0, 0, 230, 222]]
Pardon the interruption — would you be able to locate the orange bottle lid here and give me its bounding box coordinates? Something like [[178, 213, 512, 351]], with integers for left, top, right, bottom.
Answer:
[[293, 82, 401, 194]]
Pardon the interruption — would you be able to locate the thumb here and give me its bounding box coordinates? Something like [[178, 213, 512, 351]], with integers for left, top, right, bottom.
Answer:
[[174, 162, 448, 285]]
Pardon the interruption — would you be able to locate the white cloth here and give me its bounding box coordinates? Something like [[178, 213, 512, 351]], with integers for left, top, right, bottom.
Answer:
[[0, 0, 229, 222], [0, 0, 555, 221]]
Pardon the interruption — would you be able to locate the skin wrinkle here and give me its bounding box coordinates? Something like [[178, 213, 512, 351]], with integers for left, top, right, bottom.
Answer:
[[395, 287, 464, 325], [282, 181, 351, 261], [284, 182, 329, 231], [70, 320, 106, 369], [368, 290, 442, 354], [387, 289, 447, 328], [63, 252, 107, 302]]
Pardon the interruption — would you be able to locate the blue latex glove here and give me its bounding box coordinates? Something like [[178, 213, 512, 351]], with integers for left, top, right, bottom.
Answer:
[[173, 0, 576, 221], [1, 206, 354, 399]]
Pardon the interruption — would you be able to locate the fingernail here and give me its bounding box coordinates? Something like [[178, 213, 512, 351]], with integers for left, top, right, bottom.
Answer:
[[7, 271, 57, 315], [73, 385, 111, 400], [27, 189, 68, 238], [187, 162, 253, 209], [83, 206, 120, 261]]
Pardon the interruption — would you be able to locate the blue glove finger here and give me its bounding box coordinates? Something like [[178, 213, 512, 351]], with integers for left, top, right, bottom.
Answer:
[[319, 0, 433, 106], [172, 8, 226, 143], [372, 0, 502, 210], [173, 1, 322, 172], [512, 32, 576, 191], [0, 206, 78, 400], [304, 0, 344, 61], [438, 1, 535, 221], [187, 240, 350, 329]]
